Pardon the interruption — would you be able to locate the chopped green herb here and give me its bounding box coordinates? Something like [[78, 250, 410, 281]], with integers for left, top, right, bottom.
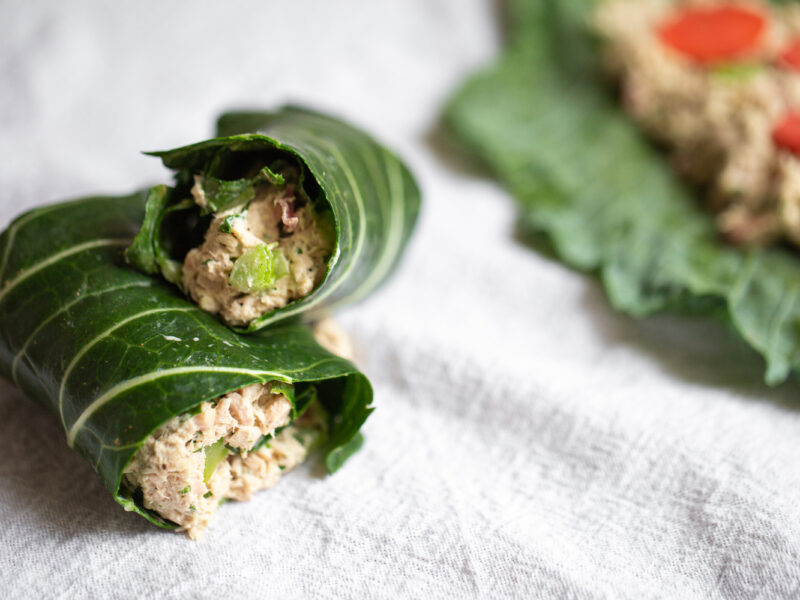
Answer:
[[278, 465, 286, 471], [228, 243, 290, 293], [189, 505, 197, 512], [270, 381, 294, 399], [180, 485, 191, 495], [203, 491, 213, 499], [296, 248, 303, 254], [200, 177, 257, 214], [219, 212, 246, 234], [260, 164, 286, 187]]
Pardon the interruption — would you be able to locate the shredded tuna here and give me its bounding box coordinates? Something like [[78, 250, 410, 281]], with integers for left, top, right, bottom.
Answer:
[[123, 382, 326, 539], [182, 176, 333, 327], [190, 176, 208, 211], [312, 317, 355, 360]]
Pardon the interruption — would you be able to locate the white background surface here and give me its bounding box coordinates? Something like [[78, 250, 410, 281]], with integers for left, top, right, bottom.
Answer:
[[2, 1, 800, 598]]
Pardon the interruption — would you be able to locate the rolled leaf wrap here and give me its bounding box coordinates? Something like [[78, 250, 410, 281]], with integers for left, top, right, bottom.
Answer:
[[127, 106, 421, 331], [0, 190, 372, 529]]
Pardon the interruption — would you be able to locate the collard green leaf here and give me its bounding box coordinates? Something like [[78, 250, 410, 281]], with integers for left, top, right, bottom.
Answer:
[[128, 106, 421, 332], [0, 191, 373, 528], [446, 0, 800, 386]]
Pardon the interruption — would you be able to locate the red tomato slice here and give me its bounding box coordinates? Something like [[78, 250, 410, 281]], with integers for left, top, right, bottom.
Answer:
[[779, 39, 800, 72], [773, 113, 800, 155], [657, 4, 766, 64]]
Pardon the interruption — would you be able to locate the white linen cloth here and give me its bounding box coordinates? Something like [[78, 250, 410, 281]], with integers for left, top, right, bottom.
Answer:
[[2, 1, 800, 598]]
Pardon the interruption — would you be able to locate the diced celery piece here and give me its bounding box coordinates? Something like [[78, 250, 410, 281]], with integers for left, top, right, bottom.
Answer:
[[203, 439, 229, 484], [229, 243, 290, 293]]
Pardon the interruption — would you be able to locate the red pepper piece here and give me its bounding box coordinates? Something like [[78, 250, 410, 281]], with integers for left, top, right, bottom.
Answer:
[[779, 39, 800, 72], [657, 4, 766, 64], [773, 113, 800, 155]]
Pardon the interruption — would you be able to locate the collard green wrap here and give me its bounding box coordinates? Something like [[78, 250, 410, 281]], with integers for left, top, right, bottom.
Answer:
[[0, 191, 372, 528], [127, 106, 421, 332], [446, 0, 800, 386]]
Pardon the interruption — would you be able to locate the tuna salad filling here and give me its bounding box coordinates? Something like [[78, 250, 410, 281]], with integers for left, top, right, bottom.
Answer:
[[123, 381, 326, 539], [182, 161, 334, 327], [595, 0, 800, 246]]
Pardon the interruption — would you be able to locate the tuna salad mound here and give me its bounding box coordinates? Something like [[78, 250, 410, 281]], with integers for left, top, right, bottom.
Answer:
[[123, 381, 326, 539], [595, 0, 800, 246], [182, 162, 334, 327]]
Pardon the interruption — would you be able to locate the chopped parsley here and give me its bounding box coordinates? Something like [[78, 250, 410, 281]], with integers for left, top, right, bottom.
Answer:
[[219, 212, 247, 234]]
